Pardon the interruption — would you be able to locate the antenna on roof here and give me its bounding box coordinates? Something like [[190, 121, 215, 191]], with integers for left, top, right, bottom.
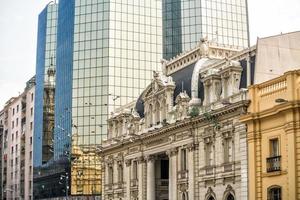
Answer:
[[181, 81, 184, 93]]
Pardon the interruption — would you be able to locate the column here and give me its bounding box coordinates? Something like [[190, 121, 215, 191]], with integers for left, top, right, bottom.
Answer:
[[167, 148, 178, 200], [187, 144, 195, 199], [138, 156, 145, 200], [246, 55, 251, 86], [125, 159, 131, 199], [102, 162, 107, 197], [146, 155, 156, 200]]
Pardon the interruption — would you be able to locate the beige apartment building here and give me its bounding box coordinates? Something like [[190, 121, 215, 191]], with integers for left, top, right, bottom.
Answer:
[[1, 77, 35, 200], [241, 70, 300, 200]]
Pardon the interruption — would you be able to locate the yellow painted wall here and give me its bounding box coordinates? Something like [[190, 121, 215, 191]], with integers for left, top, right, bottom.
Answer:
[[241, 70, 300, 200]]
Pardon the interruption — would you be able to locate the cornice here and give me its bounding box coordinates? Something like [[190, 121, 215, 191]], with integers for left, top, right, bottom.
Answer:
[[102, 100, 249, 154], [240, 101, 300, 122]]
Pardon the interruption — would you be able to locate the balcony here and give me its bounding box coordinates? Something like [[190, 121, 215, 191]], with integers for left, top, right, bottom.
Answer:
[[267, 156, 281, 172]]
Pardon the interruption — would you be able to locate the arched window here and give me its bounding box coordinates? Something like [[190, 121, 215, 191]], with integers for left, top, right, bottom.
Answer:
[[205, 187, 216, 200], [268, 185, 281, 200], [208, 196, 215, 200], [223, 185, 235, 200], [226, 193, 235, 200]]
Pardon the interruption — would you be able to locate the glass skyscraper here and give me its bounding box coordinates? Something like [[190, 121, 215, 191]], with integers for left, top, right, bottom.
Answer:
[[33, 2, 59, 199], [33, 0, 162, 198], [163, 0, 250, 59]]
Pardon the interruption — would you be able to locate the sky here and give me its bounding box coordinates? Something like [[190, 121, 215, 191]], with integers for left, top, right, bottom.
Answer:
[[0, 0, 300, 107]]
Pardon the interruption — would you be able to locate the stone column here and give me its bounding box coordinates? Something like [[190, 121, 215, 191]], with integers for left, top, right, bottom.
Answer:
[[246, 55, 251, 86], [167, 148, 178, 200], [138, 156, 145, 200], [146, 155, 156, 200], [102, 162, 107, 198], [125, 159, 131, 199], [187, 144, 195, 199]]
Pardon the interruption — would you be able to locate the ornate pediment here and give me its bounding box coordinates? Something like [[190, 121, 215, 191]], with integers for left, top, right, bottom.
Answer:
[[142, 71, 175, 100]]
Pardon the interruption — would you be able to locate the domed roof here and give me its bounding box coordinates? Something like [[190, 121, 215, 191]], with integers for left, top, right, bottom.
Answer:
[[135, 58, 219, 118]]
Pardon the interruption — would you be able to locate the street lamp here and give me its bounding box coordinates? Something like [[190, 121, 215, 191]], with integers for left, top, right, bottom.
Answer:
[[275, 98, 288, 103]]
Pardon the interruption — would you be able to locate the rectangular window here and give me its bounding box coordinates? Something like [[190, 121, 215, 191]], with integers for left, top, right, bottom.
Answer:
[[31, 93, 34, 102], [267, 138, 281, 172], [224, 138, 233, 163], [132, 161, 138, 180], [30, 122, 33, 130], [118, 164, 123, 182], [30, 137, 32, 145], [30, 107, 33, 116], [160, 160, 169, 179], [270, 138, 279, 157], [13, 108, 15, 115], [181, 149, 187, 170], [17, 105, 19, 112], [109, 166, 113, 184], [205, 143, 213, 166], [16, 118, 19, 127]]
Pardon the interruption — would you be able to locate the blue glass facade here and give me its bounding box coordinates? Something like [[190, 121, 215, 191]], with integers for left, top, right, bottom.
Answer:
[[33, 0, 75, 198], [54, 0, 74, 162], [33, 2, 58, 167], [33, 3, 62, 199], [33, 6, 47, 168]]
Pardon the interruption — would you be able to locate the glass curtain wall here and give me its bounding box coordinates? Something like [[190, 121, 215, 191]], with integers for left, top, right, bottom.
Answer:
[[163, 0, 249, 59], [70, 0, 162, 195], [33, 2, 58, 199]]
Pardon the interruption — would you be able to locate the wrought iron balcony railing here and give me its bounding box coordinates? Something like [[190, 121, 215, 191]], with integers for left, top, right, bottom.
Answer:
[[267, 156, 281, 172]]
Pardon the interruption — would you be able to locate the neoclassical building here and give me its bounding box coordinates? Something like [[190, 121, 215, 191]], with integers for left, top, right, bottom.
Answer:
[[101, 40, 255, 200]]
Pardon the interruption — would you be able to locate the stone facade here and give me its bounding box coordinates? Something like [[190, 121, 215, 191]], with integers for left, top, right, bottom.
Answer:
[[101, 41, 252, 200]]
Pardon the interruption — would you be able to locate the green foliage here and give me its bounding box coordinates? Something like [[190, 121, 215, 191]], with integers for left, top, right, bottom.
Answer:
[[189, 106, 199, 117]]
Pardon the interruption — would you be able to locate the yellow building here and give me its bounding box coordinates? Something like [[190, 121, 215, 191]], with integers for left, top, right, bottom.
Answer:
[[241, 70, 300, 200]]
